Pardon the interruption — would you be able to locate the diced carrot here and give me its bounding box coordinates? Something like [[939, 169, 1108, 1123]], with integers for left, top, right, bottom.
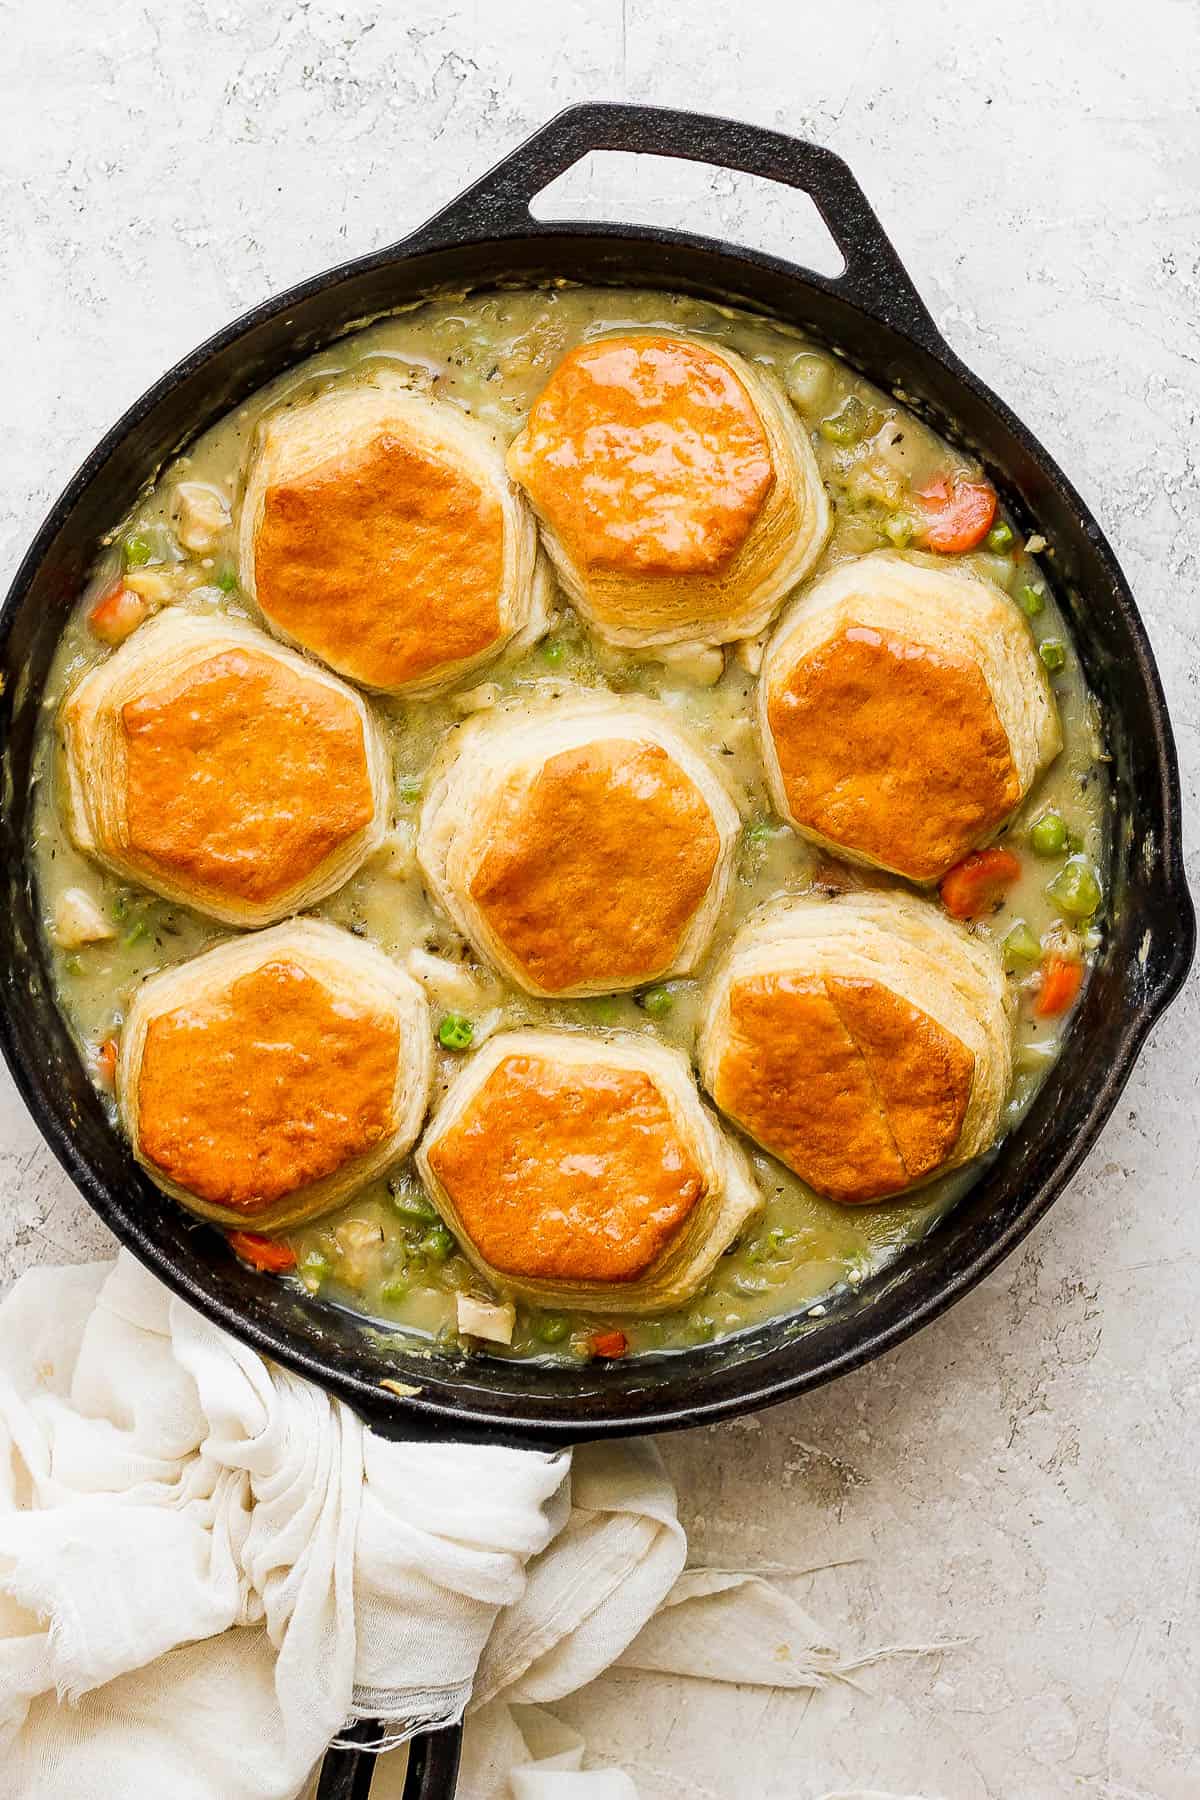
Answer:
[[1035, 953, 1084, 1018], [589, 1329, 629, 1360], [95, 1036, 119, 1089], [88, 580, 147, 645], [227, 1231, 297, 1274], [916, 474, 997, 553], [939, 847, 1022, 919]]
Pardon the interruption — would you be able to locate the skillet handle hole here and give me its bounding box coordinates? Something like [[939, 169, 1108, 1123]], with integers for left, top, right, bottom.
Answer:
[[529, 149, 847, 278]]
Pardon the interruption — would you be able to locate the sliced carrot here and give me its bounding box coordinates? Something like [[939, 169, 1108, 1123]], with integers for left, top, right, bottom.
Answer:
[[88, 580, 147, 645], [95, 1036, 119, 1089], [916, 474, 997, 553], [227, 1231, 297, 1274], [939, 847, 1022, 919], [1035, 953, 1084, 1018], [589, 1329, 629, 1360]]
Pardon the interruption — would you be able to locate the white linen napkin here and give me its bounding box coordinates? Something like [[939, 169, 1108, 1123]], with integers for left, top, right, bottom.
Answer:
[[0, 1253, 936, 1799]]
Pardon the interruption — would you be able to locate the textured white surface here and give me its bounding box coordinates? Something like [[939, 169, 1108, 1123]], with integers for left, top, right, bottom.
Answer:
[[2, 2, 1198, 1795]]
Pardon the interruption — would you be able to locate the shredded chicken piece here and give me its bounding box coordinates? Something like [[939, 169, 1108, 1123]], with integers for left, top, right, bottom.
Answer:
[[406, 947, 498, 1011], [655, 641, 724, 687], [123, 568, 176, 605], [53, 887, 116, 948], [334, 1219, 385, 1286], [452, 682, 500, 716], [456, 1293, 516, 1345], [173, 482, 231, 553]]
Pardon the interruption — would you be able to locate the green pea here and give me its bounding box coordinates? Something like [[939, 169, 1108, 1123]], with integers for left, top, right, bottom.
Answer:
[[883, 513, 916, 548], [986, 521, 1015, 553], [64, 955, 83, 977], [398, 781, 423, 806], [380, 1274, 410, 1303], [744, 818, 778, 844], [535, 1313, 570, 1344], [1018, 584, 1045, 616], [784, 351, 834, 412], [1029, 812, 1068, 857], [1048, 856, 1101, 919], [438, 1013, 474, 1051], [639, 986, 673, 1019], [299, 1250, 332, 1286], [1002, 920, 1042, 968], [539, 638, 565, 666], [1039, 639, 1067, 673], [216, 567, 239, 593], [387, 1181, 438, 1224], [818, 394, 876, 446], [420, 1224, 457, 1263], [124, 533, 152, 567]]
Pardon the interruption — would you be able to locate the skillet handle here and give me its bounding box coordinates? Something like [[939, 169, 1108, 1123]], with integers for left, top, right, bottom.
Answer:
[[401, 101, 945, 350], [316, 1719, 463, 1800]]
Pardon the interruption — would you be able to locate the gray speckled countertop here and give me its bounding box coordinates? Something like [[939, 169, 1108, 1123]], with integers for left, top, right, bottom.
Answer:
[[2, 5, 1197, 1795]]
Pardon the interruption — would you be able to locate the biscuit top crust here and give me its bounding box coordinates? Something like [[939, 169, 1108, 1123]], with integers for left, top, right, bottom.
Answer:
[[122, 648, 374, 904], [507, 335, 774, 578], [254, 432, 505, 688], [467, 737, 721, 992], [711, 970, 974, 1204], [766, 624, 1020, 881], [425, 1052, 706, 1281], [136, 960, 400, 1212]]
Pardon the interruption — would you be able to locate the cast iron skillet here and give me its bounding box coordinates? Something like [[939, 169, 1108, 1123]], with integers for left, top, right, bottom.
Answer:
[[0, 106, 1192, 1799]]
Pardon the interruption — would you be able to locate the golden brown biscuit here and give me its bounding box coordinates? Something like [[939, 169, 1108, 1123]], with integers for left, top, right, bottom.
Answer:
[[60, 611, 390, 927], [417, 689, 740, 997], [424, 1053, 705, 1283], [699, 890, 1013, 1205], [758, 551, 1061, 883], [507, 333, 830, 648], [417, 1029, 762, 1313], [119, 919, 431, 1231], [239, 378, 550, 695]]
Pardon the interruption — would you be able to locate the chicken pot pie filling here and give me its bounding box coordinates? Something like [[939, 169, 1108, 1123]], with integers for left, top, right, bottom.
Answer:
[[32, 286, 1109, 1363]]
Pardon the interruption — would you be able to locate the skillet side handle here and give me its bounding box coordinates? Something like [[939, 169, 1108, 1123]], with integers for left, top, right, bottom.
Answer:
[[316, 1719, 464, 1800], [400, 100, 947, 351]]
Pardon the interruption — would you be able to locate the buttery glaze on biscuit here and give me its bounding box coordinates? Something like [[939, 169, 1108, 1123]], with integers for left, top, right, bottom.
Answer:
[[254, 435, 503, 686], [240, 379, 550, 695], [424, 1053, 705, 1281], [417, 1029, 762, 1314], [507, 333, 830, 648], [467, 738, 722, 993], [699, 890, 1013, 1205], [715, 973, 973, 1204], [119, 919, 432, 1231], [138, 960, 401, 1211], [417, 689, 741, 997], [508, 334, 774, 576], [60, 611, 390, 927], [768, 628, 1021, 882], [758, 551, 1061, 882], [123, 648, 376, 905]]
